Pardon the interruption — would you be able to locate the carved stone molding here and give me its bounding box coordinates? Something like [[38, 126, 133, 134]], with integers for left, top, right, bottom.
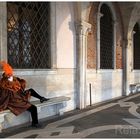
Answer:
[[75, 20, 92, 109], [75, 21, 92, 36]]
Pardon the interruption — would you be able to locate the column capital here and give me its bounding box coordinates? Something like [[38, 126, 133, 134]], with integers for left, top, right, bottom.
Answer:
[[75, 20, 92, 36], [113, 20, 118, 26], [97, 12, 104, 19]]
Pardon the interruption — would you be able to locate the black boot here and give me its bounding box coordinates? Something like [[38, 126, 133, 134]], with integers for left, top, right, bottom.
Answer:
[[40, 97, 49, 103], [28, 89, 49, 103], [31, 123, 42, 128]]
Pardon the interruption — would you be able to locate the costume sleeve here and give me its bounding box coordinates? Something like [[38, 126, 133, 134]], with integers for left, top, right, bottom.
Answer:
[[16, 77, 26, 90], [0, 88, 10, 111]]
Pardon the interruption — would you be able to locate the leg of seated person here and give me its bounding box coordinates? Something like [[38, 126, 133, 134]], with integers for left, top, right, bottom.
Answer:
[[28, 88, 49, 103], [27, 104, 41, 128]]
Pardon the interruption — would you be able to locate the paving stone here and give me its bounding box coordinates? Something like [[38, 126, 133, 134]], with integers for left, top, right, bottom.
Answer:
[[1, 93, 140, 138]]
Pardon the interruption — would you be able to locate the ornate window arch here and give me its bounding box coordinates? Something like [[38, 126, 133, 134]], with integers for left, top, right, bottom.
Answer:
[[97, 3, 116, 69]]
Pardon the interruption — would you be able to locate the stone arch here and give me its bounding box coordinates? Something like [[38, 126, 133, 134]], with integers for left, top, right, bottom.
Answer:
[[98, 2, 117, 22], [126, 2, 140, 72], [127, 3, 140, 40], [125, 2, 140, 95], [87, 3, 99, 69], [72, 2, 82, 22], [86, 2, 123, 69]]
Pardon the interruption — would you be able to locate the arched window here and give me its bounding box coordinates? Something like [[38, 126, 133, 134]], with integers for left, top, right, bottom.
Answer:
[[100, 4, 114, 69], [133, 23, 140, 69], [7, 2, 51, 69]]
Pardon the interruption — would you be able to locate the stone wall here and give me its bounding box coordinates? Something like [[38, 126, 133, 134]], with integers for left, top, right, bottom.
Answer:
[[86, 70, 122, 106], [14, 68, 76, 111]]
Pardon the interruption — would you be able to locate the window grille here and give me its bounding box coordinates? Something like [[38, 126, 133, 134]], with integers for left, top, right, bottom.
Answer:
[[100, 4, 114, 69], [133, 23, 140, 69], [7, 2, 51, 69]]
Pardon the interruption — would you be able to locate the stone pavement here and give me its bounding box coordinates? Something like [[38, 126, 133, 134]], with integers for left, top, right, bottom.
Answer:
[[1, 93, 140, 138]]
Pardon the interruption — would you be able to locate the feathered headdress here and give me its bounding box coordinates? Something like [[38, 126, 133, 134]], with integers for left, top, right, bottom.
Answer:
[[0, 61, 13, 76]]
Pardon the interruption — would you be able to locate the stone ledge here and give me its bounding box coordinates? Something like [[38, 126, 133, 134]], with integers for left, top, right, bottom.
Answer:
[[32, 96, 71, 107], [0, 96, 71, 132]]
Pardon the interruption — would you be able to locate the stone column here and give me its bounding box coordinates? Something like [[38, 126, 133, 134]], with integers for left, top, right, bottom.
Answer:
[[122, 38, 128, 96], [125, 32, 134, 95], [50, 3, 57, 69], [96, 13, 103, 69], [113, 20, 118, 69], [130, 31, 136, 71], [75, 21, 91, 109], [0, 2, 7, 61]]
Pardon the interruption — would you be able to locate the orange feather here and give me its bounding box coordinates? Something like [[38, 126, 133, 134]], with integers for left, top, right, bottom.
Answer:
[[0, 61, 13, 76]]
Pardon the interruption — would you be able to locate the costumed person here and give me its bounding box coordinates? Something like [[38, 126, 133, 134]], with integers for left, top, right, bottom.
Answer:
[[0, 61, 49, 128]]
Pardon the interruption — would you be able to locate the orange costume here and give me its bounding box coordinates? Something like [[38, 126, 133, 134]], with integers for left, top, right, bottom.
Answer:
[[0, 61, 49, 127], [0, 61, 31, 115]]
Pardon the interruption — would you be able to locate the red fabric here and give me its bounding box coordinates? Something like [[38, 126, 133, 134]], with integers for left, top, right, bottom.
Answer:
[[0, 77, 31, 115]]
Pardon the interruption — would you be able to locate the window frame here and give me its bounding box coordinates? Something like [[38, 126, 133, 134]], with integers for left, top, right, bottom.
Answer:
[[6, 2, 56, 71], [132, 22, 140, 70], [96, 2, 117, 70]]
